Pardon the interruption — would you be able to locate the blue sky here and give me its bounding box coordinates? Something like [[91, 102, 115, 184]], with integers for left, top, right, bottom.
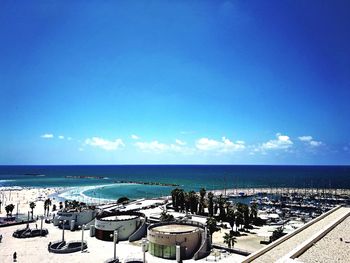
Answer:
[[1, 0, 350, 165]]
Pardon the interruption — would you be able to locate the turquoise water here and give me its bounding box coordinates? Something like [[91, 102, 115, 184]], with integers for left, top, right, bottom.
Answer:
[[1, 165, 349, 200], [83, 183, 173, 200]]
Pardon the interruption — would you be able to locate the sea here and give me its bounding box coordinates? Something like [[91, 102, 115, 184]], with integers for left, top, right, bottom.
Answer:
[[0, 165, 349, 202]]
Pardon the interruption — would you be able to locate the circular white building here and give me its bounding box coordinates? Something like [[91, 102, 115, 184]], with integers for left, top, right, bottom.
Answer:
[[94, 211, 144, 241], [147, 221, 209, 260]]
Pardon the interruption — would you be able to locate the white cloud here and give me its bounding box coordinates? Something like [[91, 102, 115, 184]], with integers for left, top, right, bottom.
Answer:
[[135, 140, 193, 154], [309, 140, 322, 147], [58, 135, 64, 140], [85, 137, 125, 151], [195, 137, 245, 153], [135, 141, 168, 153], [298, 136, 313, 142], [260, 133, 293, 151], [41, 134, 54, 139], [67, 137, 72, 141], [131, 134, 140, 140], [175, 139, 186, 146], [299, 135, 323, 147]]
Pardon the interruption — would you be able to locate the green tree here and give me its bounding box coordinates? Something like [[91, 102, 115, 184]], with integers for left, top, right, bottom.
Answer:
[[270, 227, 285, 242], [223, 232, 237, 248], [160, 211, 174, 222], [206, 217, 218, 242], [29, 202, 36, 219], [117, 196, 129, 204], [5, 204, 15, 217], [208, 192, 214, 217], [198, 188, 206, 215]]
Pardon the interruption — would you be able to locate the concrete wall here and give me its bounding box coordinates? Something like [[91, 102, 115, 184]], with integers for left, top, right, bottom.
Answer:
[[95, 217, 140, 241], [53, 209, 96, 227], [148, 227, 203, 259]]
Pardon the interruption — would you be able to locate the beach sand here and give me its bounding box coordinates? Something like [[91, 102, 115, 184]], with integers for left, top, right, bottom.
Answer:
[[0, 187, 63, 219]]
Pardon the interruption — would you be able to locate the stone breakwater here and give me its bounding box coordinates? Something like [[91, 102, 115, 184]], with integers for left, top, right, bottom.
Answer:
[[113, 180, 179, 187]]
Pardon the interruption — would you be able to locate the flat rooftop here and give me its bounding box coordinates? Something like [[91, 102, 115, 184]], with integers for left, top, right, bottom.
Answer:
[[297, 214, 350, 263], [243, 206, 350, 263], [152, 224, 198, 233]]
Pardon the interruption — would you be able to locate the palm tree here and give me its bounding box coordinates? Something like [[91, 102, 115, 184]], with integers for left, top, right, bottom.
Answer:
[[226, 208, 236, 232], [237, 203, 250, 230], [29, 202, 36, 219], [44, 201, 47, 216], [46, 198, 52, 216], [189, 191, 198, 214], [235, 211, 244, 231], [199, 188, 206, 215], [171, 188, 180, 212], [178, 189, 185, 212], [242, 205, 250, 230], [208, 192, 214, 217], [184, 192, 190, 213], [206, 217, 218, 242], [223, 232, 237, 248], [250, 203, 258, 220], [217, 194, 226, 220]]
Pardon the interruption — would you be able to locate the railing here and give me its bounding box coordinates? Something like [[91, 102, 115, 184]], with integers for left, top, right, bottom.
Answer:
[[96, 211, 146, 221], [148, 219, 206, 232]]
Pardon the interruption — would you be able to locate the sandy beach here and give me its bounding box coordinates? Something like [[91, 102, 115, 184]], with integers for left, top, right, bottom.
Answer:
[[0, 187, 64, 219]]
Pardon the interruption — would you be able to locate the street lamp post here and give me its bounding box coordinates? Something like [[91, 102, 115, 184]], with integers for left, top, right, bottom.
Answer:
[[81, 224, 86, 252], [141, 238, 148, 263], [27, 211, 30, 229], [113, 230, 118, 260], [61, 220, 66, 242], [40, 216, 44, 236]]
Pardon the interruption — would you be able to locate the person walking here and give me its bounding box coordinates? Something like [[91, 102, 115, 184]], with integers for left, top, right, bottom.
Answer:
[[13, 251, 17, 262]]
